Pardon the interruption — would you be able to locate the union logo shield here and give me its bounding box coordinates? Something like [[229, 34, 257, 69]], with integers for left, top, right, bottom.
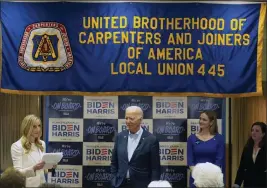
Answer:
[[18, 22, 73, 72]]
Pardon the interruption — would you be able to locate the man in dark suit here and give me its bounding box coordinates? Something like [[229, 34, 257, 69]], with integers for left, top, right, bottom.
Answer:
[[110, 106, 161, 188]]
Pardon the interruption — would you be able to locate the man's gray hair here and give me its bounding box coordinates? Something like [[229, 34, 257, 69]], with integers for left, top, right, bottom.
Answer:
[[192, 162, 224, 187], [125, 106, 143, 118], [148, 180, 172, 187]]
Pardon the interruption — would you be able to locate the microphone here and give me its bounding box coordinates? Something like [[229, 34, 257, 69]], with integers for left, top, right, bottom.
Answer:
[[52, 168, 56, 177], [48, 168, 56, 177]]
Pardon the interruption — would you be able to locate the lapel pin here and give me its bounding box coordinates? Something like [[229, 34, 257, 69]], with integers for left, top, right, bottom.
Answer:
[[124, 136, 126, 138]]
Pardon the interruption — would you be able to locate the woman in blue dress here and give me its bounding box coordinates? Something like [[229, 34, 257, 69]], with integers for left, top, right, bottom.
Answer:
[[187, 110, 224, 188]]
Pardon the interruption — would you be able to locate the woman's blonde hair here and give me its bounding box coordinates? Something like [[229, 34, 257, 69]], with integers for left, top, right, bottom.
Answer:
[[20, 114, 43, 153], [199, 110, 218, 135]]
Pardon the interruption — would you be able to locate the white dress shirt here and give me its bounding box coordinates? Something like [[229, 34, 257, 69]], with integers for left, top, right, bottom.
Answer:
[[252, 148, 261, 163], [127, 127, 143, 178]]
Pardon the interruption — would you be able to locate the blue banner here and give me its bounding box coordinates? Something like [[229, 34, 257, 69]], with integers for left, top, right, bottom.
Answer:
[[0, 2, 266, 97]]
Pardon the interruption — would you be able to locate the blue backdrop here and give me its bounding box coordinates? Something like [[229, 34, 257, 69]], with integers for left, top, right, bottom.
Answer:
[[44, 96, 226, 187]]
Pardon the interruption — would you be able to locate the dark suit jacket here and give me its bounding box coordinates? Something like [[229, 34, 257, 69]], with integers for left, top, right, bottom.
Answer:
[[110, 128, 161, 188], [235, 145, 266, 187]]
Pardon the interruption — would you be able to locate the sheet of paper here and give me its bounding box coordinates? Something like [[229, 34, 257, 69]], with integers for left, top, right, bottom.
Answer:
[[43, 163, 54, 170], [41, 152, 63, 169]]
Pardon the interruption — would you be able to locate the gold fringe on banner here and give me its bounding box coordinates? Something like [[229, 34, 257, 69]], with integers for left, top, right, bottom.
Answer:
[[0, 3, 266, 98], [0, 89, 264, 98], [256, 3, 267, 96], [0, 21, 2, 90]]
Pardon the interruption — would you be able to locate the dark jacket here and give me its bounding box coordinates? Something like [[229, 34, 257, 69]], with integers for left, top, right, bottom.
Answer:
[[110, 128, 161, 188], [235, 145, 266, 187]]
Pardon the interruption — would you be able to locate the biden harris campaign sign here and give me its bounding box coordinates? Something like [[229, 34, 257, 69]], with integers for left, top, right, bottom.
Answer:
[[47, 165, 83, 187], [45, 95, 226, 187], [0, 2, 266, 97], [47, 96, 83, 118]]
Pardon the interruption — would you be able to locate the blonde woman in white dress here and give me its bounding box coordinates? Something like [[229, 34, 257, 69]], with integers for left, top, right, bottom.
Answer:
[[11, 114, 47, 187]]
